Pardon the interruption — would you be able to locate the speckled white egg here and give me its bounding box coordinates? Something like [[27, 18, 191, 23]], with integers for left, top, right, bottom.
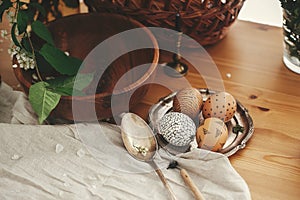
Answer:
[[173, 87, 203, 119], [202, 92, 237, 122], [158, 112, 196, 147], [196, 117, 228, 152]]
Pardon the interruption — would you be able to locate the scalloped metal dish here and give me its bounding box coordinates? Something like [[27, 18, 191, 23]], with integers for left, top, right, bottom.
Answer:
[[148, 88, 254, 157]]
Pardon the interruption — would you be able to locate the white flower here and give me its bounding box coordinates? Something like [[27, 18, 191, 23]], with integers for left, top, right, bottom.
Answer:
[[0, 29, 8, 39], [6, 9, 16, 24], [8, 45, 35, 70]]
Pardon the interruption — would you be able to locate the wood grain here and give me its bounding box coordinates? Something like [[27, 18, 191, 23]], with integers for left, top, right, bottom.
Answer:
[[1, 9, 299, 200], [131, 21, 300, 200]]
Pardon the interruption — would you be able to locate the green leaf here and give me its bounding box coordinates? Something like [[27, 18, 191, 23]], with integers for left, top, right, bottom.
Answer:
[[29, 2, 46, 17], [17, 10, 29, 34], [63, 0, 80, 8], [29, 81, 61, 124], [39, 43, 82, 76], [35, 52, 56, 74], [232, 124, 244, 134], [11, 23, 21, 47], [0, 0, 12, 22], [46, 73, 94, 96], [31, 20, 54, 45], [20, 36, 32, 53], [72, 73, 94, 91]]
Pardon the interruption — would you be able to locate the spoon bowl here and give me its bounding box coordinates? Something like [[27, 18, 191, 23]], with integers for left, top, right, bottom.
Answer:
[[120, 112, 177, 200], [121, 113, 157, 162]]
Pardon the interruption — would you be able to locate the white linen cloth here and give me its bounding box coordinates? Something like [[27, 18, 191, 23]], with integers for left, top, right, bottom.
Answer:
[[0, 82, 251, 200]]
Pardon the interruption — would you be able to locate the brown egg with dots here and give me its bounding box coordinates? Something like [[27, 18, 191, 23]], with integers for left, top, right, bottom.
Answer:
[[202, 92, 237, 122], [196, 117, 228, 152], [173, 87, 203, 119]]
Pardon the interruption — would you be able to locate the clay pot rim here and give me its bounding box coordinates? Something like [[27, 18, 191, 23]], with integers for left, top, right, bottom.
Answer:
[[13, 12, 159, 101]]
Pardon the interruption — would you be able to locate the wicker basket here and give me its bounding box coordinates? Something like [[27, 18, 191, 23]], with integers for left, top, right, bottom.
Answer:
[[84, 0, 245, 46]]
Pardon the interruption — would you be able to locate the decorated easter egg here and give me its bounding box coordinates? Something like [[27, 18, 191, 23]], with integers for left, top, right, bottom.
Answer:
[[196, 117, 228, 152], [202, 92, 237, 122], [173, 87, 203, 119], [158, 112, 196, 146]]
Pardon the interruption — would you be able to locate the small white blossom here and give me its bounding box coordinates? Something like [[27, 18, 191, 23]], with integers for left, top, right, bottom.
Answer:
[[11, 154, 21, 160], [76, 148, 86, 158], [45, 76, 55, 80], [32, 73, 38, 80], [58, 191, 64, 197], [8, 47, 13, 55], [55, 144, 64, 154], [63, 182, 70, 187], [8, 45, 35, 70], [30, 63, 35, 69], [6, 9, 17, 24], [0, 29, 8, 39]]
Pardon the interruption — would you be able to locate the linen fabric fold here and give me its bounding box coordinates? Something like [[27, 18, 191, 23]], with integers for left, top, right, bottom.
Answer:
[[0, 123, 251, 200], [0, 82, 251, 199]]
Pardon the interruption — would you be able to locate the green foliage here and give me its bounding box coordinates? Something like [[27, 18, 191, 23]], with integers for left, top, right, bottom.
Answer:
[[29, 2, 46, 17], [11, 23, 21, 47], [39, 43, 82, 76], [280, 0, 300, 59], [31, 20, 54, 45], [29, 73, 93, 123], [46, 73, 94, 96], [63, 0, 80, 8], [0, 0, 12, 22], [17, 10, 30, 34], [232, 124, 244, 134], [0, 0, 92, 123], [20, 36, 32, 53], [29, 81, 61, 124]]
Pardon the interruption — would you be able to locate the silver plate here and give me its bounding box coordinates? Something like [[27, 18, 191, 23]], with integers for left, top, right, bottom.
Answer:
[[148, 88, 254, 157]]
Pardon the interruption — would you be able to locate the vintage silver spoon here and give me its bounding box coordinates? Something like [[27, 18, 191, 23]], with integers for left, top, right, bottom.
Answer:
[[120, 112, 177, 200]]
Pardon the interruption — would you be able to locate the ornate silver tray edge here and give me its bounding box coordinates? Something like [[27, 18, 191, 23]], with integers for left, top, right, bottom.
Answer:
[[148, 88, 254, 157]]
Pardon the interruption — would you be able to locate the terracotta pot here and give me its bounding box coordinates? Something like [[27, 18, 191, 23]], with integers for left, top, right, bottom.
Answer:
[[13, 13, 159, 123]]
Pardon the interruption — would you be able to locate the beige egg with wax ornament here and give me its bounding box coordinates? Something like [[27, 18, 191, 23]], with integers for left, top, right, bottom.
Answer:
[[196, 117, 228, 152], [173, 87, 203, 119]]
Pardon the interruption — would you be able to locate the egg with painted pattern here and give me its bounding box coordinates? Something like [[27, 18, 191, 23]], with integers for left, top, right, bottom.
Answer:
[[196, 118, 228, 152], [173, 87, 203, 119], [202, 92, 237, 122], [158, 112, 196, 147]]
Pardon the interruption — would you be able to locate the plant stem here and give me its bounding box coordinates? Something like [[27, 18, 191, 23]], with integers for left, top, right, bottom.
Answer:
[[13, 1, 20, 22], [27, 34, 43, 81]]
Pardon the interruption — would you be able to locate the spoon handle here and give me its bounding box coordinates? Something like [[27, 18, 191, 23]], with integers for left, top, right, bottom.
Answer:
[[180, 168, 205, 200], [150, 161, 178, 200]]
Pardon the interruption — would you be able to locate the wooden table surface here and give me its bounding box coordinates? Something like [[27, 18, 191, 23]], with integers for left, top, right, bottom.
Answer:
[[131, 21, 300, 200], [1, 17, 300, 200]]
